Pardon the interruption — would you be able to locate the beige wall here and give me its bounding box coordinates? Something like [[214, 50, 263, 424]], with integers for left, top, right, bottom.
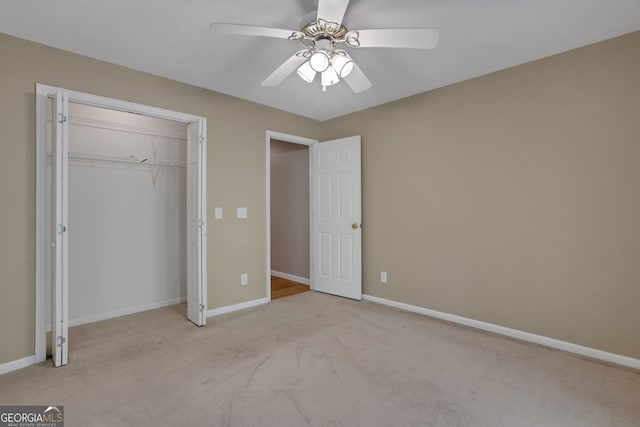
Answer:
[[322, 31, 640, 359], [0, 33, 322, 364], [270, 139, 310, 279]]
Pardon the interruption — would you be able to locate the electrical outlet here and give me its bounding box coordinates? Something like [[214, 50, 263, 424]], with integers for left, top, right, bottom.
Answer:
[[241, 273, 248, 286], [381, 272, 388, 283], [215, 207, 223, 219]]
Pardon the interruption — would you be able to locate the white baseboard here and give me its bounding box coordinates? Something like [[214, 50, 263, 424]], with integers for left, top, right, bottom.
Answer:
[[363, 294, 640, 371], [0, 355, 37, 376], [46, 297, 187, 331], [207, 297, 269, 318], [270, 270, 310, 286]]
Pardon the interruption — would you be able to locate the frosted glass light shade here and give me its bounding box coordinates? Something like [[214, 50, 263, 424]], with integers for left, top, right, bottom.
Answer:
[[331, 53, 354, 78], [321, 66, 340, 88], [297, 61, 316, 83], [309, 50, 330, 72]]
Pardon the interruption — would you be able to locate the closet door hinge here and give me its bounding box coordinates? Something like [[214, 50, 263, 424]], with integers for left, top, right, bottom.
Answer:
[[199, 135, 204, 144], [200, 304, 205, 312], [57, 224, 67, 234], [57, 336, 66, 347], [57, 113, 67, 124], [198, 220, 204, 228]]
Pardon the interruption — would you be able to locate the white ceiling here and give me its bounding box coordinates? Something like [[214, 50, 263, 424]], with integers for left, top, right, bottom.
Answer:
[[2, 0, 640, 121]]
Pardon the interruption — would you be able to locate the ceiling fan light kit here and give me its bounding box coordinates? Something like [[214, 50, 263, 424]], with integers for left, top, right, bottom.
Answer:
[[210, 0, 439, 93], [299, 46, 354, 92]]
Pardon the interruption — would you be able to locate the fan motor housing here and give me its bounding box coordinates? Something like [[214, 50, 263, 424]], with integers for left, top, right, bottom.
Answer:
[[302, 19, 348, 43]]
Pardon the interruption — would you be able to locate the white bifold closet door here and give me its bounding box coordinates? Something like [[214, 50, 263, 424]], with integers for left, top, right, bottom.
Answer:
[[187, 118, 207, 326], [51, 91, 69, 367]]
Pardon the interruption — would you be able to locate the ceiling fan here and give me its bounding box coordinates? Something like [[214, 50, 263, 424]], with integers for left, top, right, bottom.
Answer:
[[210, 0, 439, 93]]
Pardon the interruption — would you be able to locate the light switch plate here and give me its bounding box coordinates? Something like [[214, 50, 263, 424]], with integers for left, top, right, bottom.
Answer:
[[381, 272, 388, 283], [214, 207, 223, 219], [237, 207, 247, 219], [241, 273, 248, 286]]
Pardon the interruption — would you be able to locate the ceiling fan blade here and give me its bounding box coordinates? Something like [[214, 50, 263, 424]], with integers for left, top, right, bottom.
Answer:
[[343, 63, 372, 93], [317, 0, 350, 26], [262, 51, 308, 87], [352, 28, 440, 49], [209, 23, 297, 40]]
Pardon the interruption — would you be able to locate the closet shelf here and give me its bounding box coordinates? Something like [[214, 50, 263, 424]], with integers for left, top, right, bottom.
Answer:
[[68, 115, 187, 142], [68, 151, 186, 168]]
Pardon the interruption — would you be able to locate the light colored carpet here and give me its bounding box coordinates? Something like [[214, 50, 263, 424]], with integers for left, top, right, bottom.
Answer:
[[1, 291, 639, 426]]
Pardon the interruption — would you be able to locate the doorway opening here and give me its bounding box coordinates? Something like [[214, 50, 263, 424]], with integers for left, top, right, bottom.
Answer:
[[266, 131, 317, 301], [270, 138, 311, 299], [36, 85, 207, 366]]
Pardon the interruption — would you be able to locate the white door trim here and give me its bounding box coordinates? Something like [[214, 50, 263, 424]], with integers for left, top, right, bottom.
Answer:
[[35, 83, 207, 365], [265, 131, 318, 301]]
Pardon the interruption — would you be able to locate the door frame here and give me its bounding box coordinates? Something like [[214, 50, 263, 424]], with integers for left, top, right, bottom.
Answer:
[[265, 131, 318, 301], [35, 83, 208, 363]]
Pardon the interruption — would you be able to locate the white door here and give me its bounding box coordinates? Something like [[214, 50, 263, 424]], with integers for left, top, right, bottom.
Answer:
[[311, 136, 362, 300], [51, 91, 69, 366], [186, 118, 207, 326]]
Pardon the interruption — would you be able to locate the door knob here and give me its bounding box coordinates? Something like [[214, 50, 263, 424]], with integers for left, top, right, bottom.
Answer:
[[352, 223, 360, 229]]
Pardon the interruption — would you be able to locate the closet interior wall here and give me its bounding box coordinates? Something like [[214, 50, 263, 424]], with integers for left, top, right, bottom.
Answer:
[[46, 102, 188, 327]]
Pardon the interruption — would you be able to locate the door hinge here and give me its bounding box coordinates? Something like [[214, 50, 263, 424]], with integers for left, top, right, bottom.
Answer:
[[198, 220, 204, 228], [199, 135, 205, 144], [200, 304, 205, 312], [57, 224, 67, 234], [57, 336, 66, 347], [57, 113, 67, 124]]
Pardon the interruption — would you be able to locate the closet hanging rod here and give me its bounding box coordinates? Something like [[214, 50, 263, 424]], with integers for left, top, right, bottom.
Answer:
[[67, 151, 187, 168]]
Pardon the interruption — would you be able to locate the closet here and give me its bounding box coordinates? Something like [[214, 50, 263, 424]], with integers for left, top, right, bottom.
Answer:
[[46, 102, 188, 330]]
